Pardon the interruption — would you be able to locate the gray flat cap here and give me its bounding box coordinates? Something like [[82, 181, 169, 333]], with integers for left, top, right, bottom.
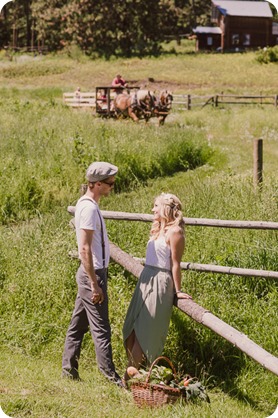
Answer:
[[86, 161, 118, 182]]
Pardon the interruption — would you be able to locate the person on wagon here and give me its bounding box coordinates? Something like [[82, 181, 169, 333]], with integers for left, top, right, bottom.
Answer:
[[111, 74, 128, 94], [74, 87, 81, 98], [122, 193, 192, 382]]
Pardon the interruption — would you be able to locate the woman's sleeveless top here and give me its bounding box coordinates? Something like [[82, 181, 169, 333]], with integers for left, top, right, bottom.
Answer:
[[145, 236, 171, 271]]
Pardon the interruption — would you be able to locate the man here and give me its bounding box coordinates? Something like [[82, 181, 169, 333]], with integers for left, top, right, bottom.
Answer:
[[111, 74, 128, 94], [62, 161, 123, 387]]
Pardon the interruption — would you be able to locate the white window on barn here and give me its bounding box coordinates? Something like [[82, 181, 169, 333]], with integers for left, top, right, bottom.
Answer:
[[207, 36, 213, 46], [232, 34, 239, 45], [243, 34, 250, 46]]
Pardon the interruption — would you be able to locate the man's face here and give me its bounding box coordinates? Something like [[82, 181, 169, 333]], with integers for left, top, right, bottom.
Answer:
[[99, 176, 116, 196]]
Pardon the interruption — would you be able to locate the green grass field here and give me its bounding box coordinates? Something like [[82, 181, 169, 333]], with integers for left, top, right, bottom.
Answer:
[[0, 42, 277, 417]]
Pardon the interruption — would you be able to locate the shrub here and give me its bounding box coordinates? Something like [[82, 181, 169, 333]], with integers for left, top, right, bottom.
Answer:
[[256, 46, 278, 64]]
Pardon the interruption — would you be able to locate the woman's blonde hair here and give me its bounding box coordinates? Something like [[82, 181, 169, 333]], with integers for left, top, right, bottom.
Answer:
[[150, 193, 185, 239]]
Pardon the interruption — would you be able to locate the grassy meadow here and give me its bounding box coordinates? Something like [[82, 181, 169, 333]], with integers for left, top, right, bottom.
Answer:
[[0, 41, 278, 417]]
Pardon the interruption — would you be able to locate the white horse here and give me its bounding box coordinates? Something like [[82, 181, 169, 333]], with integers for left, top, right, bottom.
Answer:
[[136, 90, 156, 108]]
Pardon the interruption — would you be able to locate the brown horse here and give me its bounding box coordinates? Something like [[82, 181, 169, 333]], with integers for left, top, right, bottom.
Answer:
[[154, 90, 173, 125], [114, 90, 156, 122], [113, 93, 139, 122]]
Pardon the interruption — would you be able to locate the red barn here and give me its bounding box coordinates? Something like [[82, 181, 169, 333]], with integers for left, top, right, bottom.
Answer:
[[193, 0, 277, 51]]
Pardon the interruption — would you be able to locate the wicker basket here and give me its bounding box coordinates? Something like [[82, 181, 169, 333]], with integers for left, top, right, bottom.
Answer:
[[130, 356, 182, 408]]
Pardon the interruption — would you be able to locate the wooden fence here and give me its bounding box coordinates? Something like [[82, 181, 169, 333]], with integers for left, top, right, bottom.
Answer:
[[62, 91, 278, 110], [63, 92, 96, 108], [4, 45, 48, 53], [68, 206, 278, 280], [67, 206, 278, 375], [172, 93, 278, 110]]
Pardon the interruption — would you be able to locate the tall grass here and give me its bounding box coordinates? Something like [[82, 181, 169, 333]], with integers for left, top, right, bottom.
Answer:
[[0, 100, 212, 224], [0, 50, 278, 417]]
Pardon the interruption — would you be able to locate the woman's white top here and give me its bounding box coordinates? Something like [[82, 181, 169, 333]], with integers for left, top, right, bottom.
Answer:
[[145, 236, 172, 271]]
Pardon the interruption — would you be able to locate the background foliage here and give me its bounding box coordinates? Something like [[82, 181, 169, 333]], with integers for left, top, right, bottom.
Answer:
[[0, 0, 211, 57]]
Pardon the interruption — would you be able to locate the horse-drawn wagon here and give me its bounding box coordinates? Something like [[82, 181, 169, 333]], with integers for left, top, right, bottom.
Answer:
[[95, 86, 173, 125], [95, 86, 140, 118]]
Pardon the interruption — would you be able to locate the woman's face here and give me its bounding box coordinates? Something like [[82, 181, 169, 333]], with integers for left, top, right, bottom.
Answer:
[[152, 198, 162, 221]]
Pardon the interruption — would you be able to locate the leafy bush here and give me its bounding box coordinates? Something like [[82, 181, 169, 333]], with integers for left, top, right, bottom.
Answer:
[[256, 46, 278, 64], [71, 124, 213, 192]]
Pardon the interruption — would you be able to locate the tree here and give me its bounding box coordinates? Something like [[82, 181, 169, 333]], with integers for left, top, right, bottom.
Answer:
[[60, 0, 170, 58], [31, 0, 67, 50], [0, 1, 33, 49], [0, 0, 243, 56]]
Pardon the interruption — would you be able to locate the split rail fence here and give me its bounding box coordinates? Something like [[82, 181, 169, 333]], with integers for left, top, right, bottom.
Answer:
[[63, 92, 96, 108], [172, 93, 278, 110], [67, 206, 278, 376], [62, 91, 278, 110]]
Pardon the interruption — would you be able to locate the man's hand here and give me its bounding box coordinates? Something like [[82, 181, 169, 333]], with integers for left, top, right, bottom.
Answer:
[[91, 282, 104, 304]]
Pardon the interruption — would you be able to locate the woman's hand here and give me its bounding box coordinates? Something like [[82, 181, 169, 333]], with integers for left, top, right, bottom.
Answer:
[[176, 291, 192, 299]]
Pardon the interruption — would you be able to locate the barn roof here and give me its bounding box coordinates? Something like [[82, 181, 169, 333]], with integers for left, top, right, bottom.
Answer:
[[193, 26, 222, 34], [212, 0, 273, 18]]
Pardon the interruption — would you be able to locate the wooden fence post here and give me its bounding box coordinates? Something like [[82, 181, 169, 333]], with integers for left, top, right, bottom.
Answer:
[[187, 94, 191, 110], [253, 139, 263, 190]]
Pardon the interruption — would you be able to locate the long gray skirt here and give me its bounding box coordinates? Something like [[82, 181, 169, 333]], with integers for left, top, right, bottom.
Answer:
[[122, 265, 174, 364]]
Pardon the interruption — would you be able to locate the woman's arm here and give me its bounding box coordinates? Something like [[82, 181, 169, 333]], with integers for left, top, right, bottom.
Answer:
[[168, 227, 192, 300]]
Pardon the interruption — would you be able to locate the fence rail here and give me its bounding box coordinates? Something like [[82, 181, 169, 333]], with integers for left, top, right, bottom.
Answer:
[[68, 207, 278, 230], [4, 45, 48, 53], [172, 93, 278, 110], [134, 258, 278, 280], [63, 92, 96, 108]]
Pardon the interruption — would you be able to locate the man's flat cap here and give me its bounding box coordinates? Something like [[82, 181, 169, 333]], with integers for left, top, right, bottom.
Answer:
[[85, 161, 118, 182]]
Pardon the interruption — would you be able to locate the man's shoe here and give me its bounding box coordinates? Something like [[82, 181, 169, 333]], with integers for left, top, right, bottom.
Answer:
[[62, 369, 81, 381], [114, 378, 127, 389]]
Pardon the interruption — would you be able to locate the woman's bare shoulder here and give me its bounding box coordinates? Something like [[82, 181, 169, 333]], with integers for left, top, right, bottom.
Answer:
[[167, 225, 184, 238]]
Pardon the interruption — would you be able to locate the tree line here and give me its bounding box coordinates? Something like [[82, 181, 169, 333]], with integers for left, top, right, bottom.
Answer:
[[0, 0, 210, 57], [1, 0, 276, 58]]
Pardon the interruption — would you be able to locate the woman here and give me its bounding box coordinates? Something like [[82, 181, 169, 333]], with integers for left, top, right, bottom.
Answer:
[[122, 193, 192, 381]]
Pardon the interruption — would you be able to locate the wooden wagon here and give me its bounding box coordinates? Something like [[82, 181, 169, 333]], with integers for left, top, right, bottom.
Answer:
[[95, 86, 140, 118]]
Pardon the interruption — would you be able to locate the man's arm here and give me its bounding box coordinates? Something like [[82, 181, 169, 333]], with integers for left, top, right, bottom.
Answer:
[[111, 78, 120, 87], [79, 228, 104, 304]]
